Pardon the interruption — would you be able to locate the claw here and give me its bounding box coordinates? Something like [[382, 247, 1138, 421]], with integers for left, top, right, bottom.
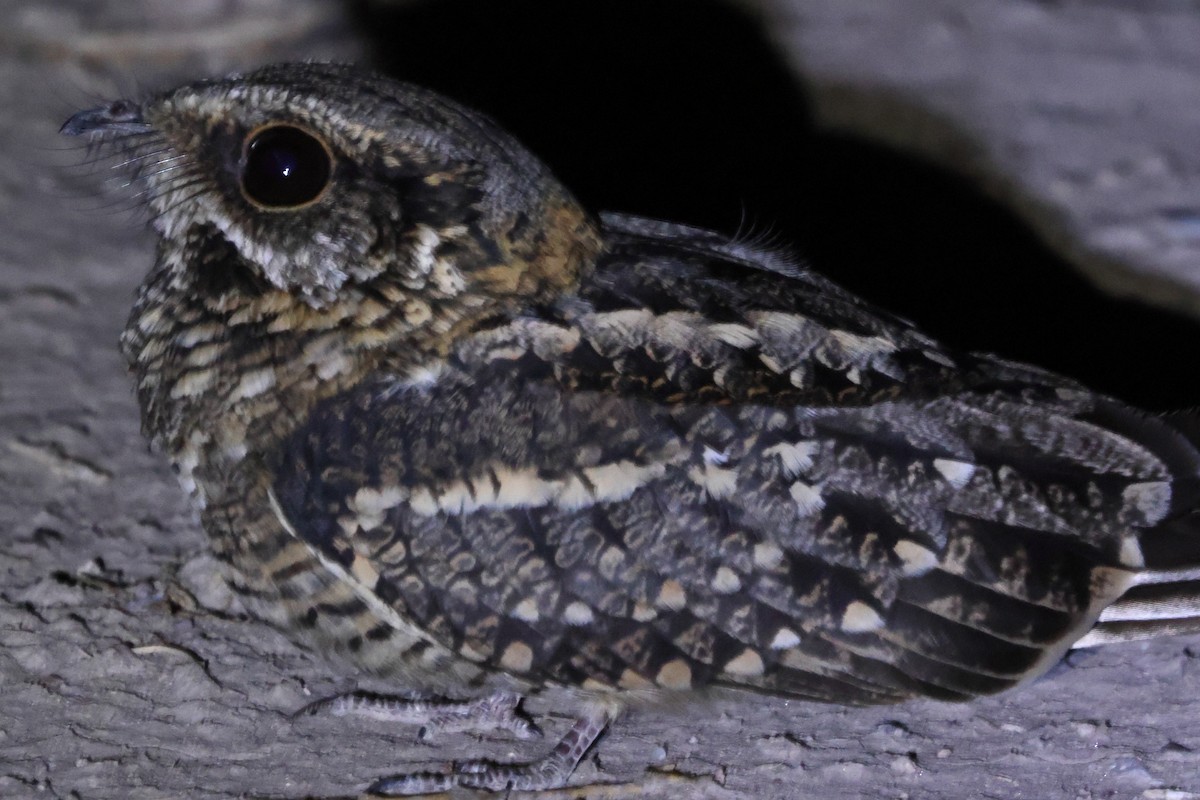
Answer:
[[368, 771, 456, 796]]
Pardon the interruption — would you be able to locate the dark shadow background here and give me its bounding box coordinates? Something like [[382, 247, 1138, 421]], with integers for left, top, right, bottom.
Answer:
[[351, 0, 1200, 410]]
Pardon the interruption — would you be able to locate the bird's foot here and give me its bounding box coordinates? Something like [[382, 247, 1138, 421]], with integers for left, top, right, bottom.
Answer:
[[296, 689, 540, 742], [368, 709, 610, 795]]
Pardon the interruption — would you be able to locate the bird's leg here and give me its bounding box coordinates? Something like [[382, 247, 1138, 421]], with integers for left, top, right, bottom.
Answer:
[[296, 689, 539, 741], [369, 708, 612, 796]]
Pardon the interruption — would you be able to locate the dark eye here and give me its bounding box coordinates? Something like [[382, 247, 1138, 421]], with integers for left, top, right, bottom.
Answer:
[[240, 125, 333, 209]]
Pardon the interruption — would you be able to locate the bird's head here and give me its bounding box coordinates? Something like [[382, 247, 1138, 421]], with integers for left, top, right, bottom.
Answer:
[[63, 62, 601, 308]]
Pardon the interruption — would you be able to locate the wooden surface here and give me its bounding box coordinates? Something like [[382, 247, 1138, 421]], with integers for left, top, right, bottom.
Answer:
[[2, 2, 1199, 798]]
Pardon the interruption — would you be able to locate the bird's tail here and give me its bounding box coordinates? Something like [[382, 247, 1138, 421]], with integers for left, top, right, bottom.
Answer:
[[1077, 512, 1200, 647], [1075, 409, 1200, 648]]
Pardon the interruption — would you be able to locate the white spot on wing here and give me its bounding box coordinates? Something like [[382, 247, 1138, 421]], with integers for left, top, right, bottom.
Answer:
[[789, 480, 825, 515], [512, 598, 540, 623], [689, 463, 738, 499], [841, 601, 885, 633], [656, 659, 693, 689], [631, 602, 658, 621], [753, 542, 785, 570], [769, 628, 800, 649], [1119, 536, 1145, 569], [764, 441, 817, 477], [723, 648, 765, 677], [656, 579, 687, 610], [499, 642, 534, 672], [933, 458, 976, 489], [893, 540, 938, 576], [711, 566, 742, 594], [563, 601, 595, 626]]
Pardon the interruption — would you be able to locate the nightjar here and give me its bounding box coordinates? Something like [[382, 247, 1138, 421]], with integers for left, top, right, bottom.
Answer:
[[63, 63, 1200, 794]]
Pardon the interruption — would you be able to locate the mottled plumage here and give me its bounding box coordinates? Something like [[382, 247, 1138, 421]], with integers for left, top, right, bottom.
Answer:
[[64, 63, 1200, 793]]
